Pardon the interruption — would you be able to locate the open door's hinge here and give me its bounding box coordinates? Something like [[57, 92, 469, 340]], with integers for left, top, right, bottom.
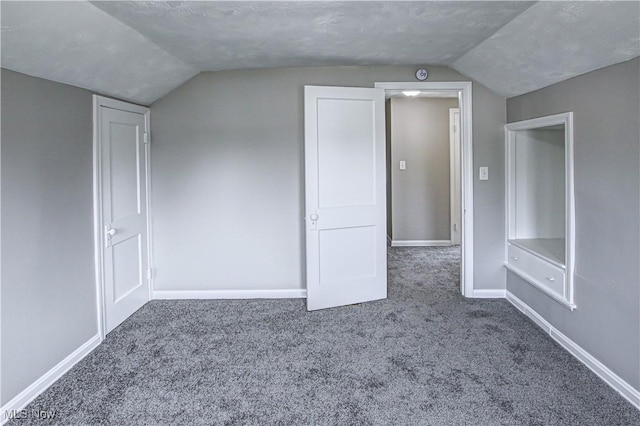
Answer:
[[143, 132, 150, 144], [147, 268, 153, 280]]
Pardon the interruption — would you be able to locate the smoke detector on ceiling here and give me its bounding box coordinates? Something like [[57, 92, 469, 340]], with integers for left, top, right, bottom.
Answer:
[[415, 68, 428, 81]]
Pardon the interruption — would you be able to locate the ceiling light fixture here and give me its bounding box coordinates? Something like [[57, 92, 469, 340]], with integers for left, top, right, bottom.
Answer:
[[402, 90, 420, 97]]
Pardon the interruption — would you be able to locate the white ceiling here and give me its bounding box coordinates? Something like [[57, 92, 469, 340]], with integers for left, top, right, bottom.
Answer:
[[1, 1, 638, 104]]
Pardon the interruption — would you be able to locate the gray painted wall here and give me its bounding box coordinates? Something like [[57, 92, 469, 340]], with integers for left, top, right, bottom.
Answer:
[[1, 69, 98, 404], [506, 58, 640, 390], [514, 129, 566, 240], [389, 97, 458, 241], [150, 65, 506, 292]]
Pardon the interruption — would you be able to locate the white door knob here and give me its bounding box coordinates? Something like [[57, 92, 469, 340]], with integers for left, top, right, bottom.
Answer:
[[310, 214, 319, 221], [107, 228, 117, 236]]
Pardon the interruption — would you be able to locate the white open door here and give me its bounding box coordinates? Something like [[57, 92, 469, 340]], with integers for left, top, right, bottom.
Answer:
[[304, 86, 387, 311], [94, 96, 151, 334]]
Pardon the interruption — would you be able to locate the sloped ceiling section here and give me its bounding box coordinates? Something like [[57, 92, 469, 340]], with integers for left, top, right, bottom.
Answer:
[[1, 1, 639, 104], [90, 1, 532, 70], [452, 1, 640, 97], [0, 1, 198, 105]]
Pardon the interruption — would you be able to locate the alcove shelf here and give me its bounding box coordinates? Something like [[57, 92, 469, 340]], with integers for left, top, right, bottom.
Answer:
[[505, 112, 575, 310]]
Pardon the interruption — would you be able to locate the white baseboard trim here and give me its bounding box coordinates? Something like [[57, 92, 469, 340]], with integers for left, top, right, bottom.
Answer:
[[506, 291, 640, 410], [471, 289, 506, 298], [153, 289, 307, 300], [391, 240, 452, 247], [1, 334, 101, 424]]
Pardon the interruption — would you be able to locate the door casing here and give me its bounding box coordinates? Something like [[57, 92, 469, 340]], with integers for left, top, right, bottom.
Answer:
[[375, 82, 474, 297], [450, 107, 461, 246], [92, 95, 153, 339]]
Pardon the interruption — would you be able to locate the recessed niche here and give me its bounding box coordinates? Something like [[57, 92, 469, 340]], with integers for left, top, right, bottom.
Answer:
[[505, 113, 575, 310]]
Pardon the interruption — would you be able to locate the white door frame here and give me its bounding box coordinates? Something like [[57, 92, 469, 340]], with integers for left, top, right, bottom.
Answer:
[[375, 82, 474, 297], [92, 95, 152, 339], [449, 107, 461, 245]]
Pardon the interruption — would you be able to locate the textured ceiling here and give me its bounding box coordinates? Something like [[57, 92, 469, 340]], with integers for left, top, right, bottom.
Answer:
[[1, 1, 638, 104], [0, 1, 198, 104], [90, 1, 532, 70], [452, 1, 640, 97]]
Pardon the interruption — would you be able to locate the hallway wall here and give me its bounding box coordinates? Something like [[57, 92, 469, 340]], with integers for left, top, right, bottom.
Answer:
[[389, 97, 458, 242]]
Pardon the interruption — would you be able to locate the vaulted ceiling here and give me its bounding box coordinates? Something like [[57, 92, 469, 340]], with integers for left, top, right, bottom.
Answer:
[[2, 1, 638, 105]]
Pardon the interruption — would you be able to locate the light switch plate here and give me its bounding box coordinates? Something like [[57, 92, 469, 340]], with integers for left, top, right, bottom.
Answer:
[[399, 160, 406, 170], [479, 166, 489, 180]]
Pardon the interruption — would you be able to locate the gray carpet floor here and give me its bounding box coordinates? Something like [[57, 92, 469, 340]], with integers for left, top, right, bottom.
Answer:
[[11, 247, 639, 425]]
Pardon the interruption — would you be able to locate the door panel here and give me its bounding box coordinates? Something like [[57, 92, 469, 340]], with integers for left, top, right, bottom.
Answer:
[[319, 226, 377, 283], [99, 103, 149, 333], [317, 99, 376, 208], [109, 121, 141, 220], [305, 86, 387, 311], [112, 235, 143, 303]]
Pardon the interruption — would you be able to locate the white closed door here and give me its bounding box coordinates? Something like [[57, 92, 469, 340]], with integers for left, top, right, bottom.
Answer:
[[97, 98, 150, 333], [304, 86, 387, 311]]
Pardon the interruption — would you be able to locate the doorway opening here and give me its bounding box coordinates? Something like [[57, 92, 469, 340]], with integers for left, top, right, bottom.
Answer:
[[375, 82, 473, 297]]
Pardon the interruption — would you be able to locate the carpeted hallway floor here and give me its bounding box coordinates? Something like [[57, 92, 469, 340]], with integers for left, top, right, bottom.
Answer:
[[10, 247, 639, 425]]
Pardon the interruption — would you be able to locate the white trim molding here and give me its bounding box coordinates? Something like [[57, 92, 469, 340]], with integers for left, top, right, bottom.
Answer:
[[391, 240, 452, 247], [449, 107, 461, 246], [0, 334, 101, 425], [153, 289, 307, 300], [504, 112, 575, 309], [375, 81, 473, 298], [506, 291, 640, 409], [471, 289, 506, 298]]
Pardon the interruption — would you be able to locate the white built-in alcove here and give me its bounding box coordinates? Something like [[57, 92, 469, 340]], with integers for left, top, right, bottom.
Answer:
[[505, 112, 575, 309]]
